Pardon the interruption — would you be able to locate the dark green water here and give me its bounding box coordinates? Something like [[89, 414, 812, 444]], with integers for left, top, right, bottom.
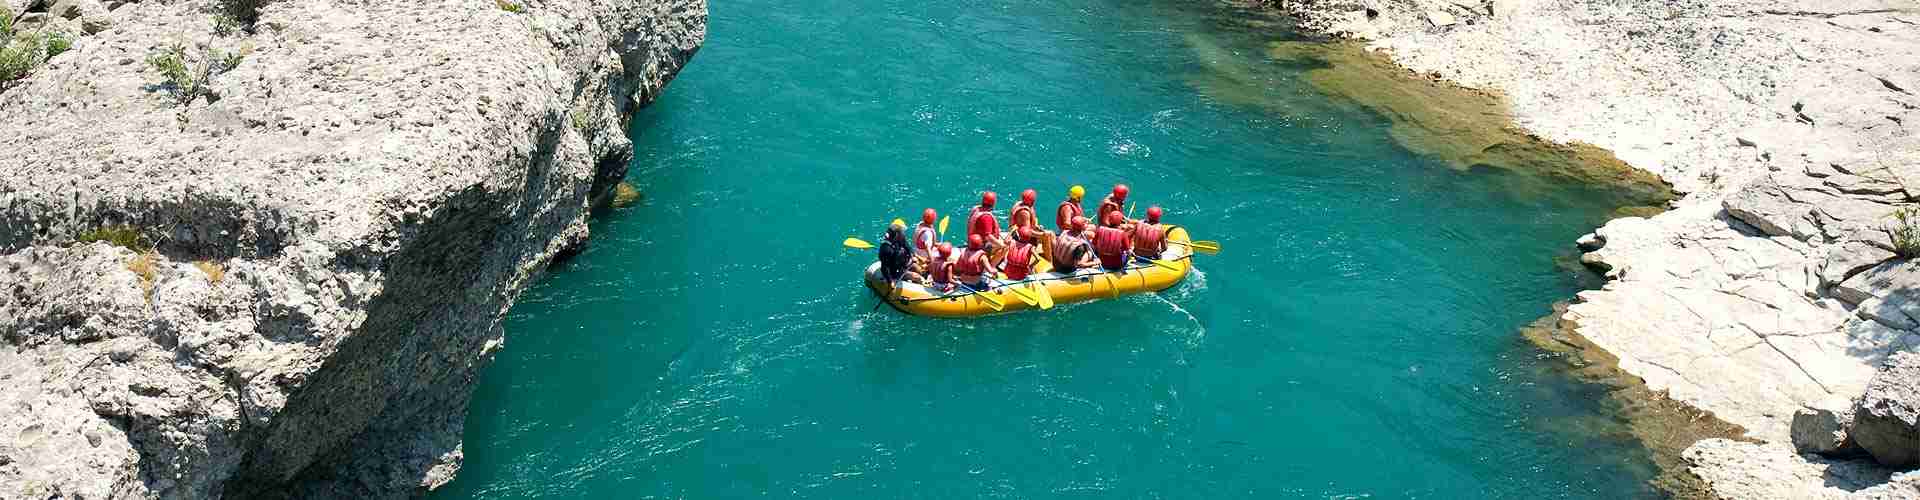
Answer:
[[436, 0, 1668, 498]]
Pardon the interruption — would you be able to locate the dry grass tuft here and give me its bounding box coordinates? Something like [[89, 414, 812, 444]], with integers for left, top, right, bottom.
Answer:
[[194, 260, 226, 283], [127, 251, 159, 299]]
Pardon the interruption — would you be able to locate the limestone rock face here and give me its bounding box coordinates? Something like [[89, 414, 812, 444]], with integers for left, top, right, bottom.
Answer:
[[1791, 396, 1860, 456], [1855, 352, 1920, 468], [0, 0, 705, 498], [1685, 439, 1917, 500], [1283, 0, 1920, 498]]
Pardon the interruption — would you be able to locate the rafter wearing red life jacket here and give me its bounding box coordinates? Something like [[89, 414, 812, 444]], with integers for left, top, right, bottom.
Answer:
[[954, 235, 990, 288], [1095, 184, 1128, 228], [1056, 185, 1086, 231], [967, 191, 1002, 242], [1009, 189, 1042, 244], [1132, 206, 1167, 259], [929, 243, 956, 290], [913, 208, 939, 259], [1003, 241, 1036, 280], [1092, 212, 1131, 271]]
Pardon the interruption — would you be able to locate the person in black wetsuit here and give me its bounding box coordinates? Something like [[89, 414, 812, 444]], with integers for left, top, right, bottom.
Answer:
[[877, 221, 916, 283]]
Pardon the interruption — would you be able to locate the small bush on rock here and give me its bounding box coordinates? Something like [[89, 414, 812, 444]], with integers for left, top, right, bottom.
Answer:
[[146, 41, 245, 105], [496, 0, 525, 13], [77, 225, 154, 252], [45, 31, 71, 58], [1891, 207, 1920, 258], [194, 260, 226, 283]]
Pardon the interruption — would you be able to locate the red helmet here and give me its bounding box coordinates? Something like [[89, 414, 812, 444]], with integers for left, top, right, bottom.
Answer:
[[922, 208, 937, 225], [981, 191, 997, 208], [1104, 211, 1124, 227], [967, 234, 984, 249], [1021, 189, 1036, 205], [1072, 216, 1089, 232], [1145, 206, 1163, 223], [937, 242, 954, 256], [1112, 184, 1129, 200]]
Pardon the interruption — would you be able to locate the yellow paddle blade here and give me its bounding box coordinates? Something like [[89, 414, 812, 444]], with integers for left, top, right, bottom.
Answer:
[[975, 289, 1004, 311], [1171, 239, 1220, 255], [1004, 283, 1040, 307], [1032, 283, 1054, 309], [1147, 258, 1181, 271], [938, 215, 950, 236], [844, 237, 874, 249]]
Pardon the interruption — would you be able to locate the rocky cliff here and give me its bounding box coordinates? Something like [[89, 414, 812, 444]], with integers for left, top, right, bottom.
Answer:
[[0, 0, 703, 497], [1285, 0, 1920, 498]]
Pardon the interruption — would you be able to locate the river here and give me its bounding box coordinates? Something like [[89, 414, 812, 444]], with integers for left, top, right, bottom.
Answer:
[[435, 0, 1671, 497]]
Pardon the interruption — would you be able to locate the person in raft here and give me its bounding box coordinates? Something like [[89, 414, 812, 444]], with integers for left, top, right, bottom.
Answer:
[[1008, 189, 1046, 247], [1095, 184, 1129, 228], [1131, 206, 1168, 260], [928, 242, 957, 292], [911, 208, 940, 270], [967, 191, 1013, 261], [1091, 211, 1134, 271], [1001, 231, 1041, 281], [877, 220, 919, 283], [1055, 185, 1086, 231], [954, 234, 994, 292], [1049, 216, 1099, 273]]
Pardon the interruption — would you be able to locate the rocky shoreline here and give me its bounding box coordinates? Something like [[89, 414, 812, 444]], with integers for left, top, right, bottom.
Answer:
[[1283, 0, 1920, 497], [0, 0, 702, 497]]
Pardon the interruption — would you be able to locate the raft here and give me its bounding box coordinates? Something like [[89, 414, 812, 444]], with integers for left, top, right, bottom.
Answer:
[[863, 226, 1193, 317]]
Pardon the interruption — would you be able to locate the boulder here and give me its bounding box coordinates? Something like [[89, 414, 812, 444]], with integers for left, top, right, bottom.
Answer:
[[1576, 232, 1604, 252], [1854, 351, 1920, 467], [1723, 176, 1819, 240], [1791, 396, 1860, 456], [1426, 10, 1457, 27]]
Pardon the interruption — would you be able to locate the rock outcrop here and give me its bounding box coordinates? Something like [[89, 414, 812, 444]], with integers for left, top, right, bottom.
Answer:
[[1285, 0, 1920, 498], [0, 0, 704, 498], [1856, 352, 1920, 468], [1793, 396, 1862, 457]]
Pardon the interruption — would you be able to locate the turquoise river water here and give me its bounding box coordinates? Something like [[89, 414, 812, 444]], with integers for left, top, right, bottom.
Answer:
[[435, 0, 1672, 498]]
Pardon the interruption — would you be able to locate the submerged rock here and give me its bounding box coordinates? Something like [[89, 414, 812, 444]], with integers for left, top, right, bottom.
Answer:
[[1854, 352, 1920, 468]]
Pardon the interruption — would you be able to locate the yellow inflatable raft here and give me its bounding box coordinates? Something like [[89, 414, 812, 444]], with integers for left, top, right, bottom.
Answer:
[[863, 226, 1193, 317]]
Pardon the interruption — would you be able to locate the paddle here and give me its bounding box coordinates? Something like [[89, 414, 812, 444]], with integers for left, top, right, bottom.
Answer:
[[1169, 239, 1221, 255], [1033, 283, 1054, 309], [938, 215, 950, 237], [844, 237, 874, 249], [994, 278, 1042, 308], [957, 282, 1004, 311]]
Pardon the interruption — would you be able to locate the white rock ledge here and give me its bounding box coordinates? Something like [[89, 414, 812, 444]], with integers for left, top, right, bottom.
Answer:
[[1290, 0, 1920, 498], [0, 0, 704, 497]]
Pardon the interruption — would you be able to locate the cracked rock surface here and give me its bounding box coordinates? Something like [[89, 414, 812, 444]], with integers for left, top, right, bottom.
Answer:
[[0, 0, 704, 498], [1288, 0, 1919, 498]]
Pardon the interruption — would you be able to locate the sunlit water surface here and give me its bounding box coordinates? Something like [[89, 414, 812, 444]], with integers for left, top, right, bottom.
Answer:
[[436, 0, 1667, 498]]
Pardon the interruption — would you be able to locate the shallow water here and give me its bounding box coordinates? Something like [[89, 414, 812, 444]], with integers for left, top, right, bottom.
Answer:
[[436, 0, 1672, 498]]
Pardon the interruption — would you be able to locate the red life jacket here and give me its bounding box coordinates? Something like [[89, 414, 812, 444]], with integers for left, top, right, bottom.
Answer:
[[913, 224, 937, 254], [968, 207, 999, 239], [1050, 233, 1083, 269], [1132, 223, 1165, 258], [955, 248, 986, 277], [1055, 200, 1084, 231], [1093, 226, 1128, 269], [1004, 242, 1034, 280], [1010, 204, 1037, 243], [931, 259, 952, 284], [1096, 198, 1123, 227]]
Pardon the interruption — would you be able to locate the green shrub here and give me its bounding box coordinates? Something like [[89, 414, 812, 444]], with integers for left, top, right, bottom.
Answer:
[[147, 42, 245, 105], [77, 226, 154, 252], [1, 4, 13, 38], [1891, 207, 1920, 258], [45, 31, 71, 58], [0, 35, 42, 84], [496, 0, 525, 13]]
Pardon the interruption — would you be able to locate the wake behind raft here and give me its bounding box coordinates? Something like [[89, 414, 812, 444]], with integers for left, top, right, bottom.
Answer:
[[863, 226, 1199, 317]]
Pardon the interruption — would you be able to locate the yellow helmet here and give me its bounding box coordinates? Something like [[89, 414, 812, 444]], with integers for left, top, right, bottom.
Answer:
[[1069, 185, 1085, 200], [890, 218, 906, 229]]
